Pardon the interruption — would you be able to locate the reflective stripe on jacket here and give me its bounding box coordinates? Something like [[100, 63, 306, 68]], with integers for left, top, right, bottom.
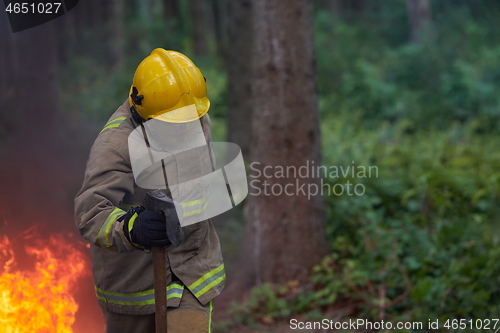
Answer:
[[74, 101, 225, 315], [96, 282, 185, 307]]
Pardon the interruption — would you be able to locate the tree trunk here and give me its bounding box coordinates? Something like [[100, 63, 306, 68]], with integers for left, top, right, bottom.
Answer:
[[55, 9, 77, 64], [0, 13, 11, 95], [226, 0, 253, 158], [211, 0, 228, 60], [14, 23, 59, 138], [243, 0, 328, 286], [406, 0, 433, 44], [0, 11, 16, 137], [163, 0, 179, 21], [109, 0, 125, 69], [70, 0, 87, 42], [190, 0, 210, 56], [86, 0, 105, 28]]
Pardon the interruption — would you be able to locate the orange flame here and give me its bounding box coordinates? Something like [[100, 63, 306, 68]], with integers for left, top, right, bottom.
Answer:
[[0, 231, 87, 332]]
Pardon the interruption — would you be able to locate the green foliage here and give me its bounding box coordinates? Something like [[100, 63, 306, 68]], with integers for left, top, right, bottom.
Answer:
[[230, 283, 291, 325], [313, 112, 500, 329], [59, 56, 134, 120], [225, 114, 500, 331], [315, 2, 500, 128], [312, 13, 500, 323]]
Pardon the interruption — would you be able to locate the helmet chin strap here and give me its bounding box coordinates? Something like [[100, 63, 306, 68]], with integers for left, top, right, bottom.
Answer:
[[130, 86, 146, 123], [130, 105, 146, 124]]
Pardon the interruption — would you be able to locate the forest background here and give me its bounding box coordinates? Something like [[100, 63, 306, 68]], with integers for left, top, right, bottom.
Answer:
[[1, 0, 500, 332]]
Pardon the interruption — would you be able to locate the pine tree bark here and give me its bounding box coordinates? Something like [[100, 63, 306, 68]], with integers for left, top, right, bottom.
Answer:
[[242, 0, 327, 285], [406, 0, 433, 44], [226, 0, 253, 158]]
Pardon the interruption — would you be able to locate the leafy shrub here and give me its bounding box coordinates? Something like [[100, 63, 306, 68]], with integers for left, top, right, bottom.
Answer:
[[225, 113, 500, 332], [312, 112, 500, 329]]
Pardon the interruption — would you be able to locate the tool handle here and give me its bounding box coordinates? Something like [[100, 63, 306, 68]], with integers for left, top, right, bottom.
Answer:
[[152, 247, 168, 333]]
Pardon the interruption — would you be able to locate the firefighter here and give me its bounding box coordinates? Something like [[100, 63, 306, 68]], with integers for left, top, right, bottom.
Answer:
[[75, 49, 225, 333]]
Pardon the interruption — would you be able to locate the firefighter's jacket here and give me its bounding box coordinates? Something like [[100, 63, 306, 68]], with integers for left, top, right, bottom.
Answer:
[[74, 101, 225, 315]]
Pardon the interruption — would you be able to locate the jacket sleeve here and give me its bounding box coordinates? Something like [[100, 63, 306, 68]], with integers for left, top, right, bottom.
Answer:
[[75, 140, 136, 252]]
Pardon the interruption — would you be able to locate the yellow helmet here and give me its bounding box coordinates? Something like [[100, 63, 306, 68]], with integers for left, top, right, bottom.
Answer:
[[129, 49, 210, 123]]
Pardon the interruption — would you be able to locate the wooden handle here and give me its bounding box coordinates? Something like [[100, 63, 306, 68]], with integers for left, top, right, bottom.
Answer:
[[152, 247, 168, 333]]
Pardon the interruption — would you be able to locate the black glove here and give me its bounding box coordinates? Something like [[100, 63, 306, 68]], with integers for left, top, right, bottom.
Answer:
[[121, 206, 171, 249]]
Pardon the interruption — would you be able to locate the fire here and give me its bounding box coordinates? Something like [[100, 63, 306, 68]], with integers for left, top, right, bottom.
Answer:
[[0, 230, 88, 333]]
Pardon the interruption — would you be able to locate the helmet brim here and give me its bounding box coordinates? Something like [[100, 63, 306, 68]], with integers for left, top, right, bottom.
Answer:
[[151, 98, 210, 123]]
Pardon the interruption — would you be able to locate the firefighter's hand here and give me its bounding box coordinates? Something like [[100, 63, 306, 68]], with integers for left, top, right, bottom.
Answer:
[[123, 207, 171, 249]]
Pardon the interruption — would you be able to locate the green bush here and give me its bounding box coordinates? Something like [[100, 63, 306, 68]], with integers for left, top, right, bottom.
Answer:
[[224, 113, 500, 331], [311, 112, 500, 329]]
